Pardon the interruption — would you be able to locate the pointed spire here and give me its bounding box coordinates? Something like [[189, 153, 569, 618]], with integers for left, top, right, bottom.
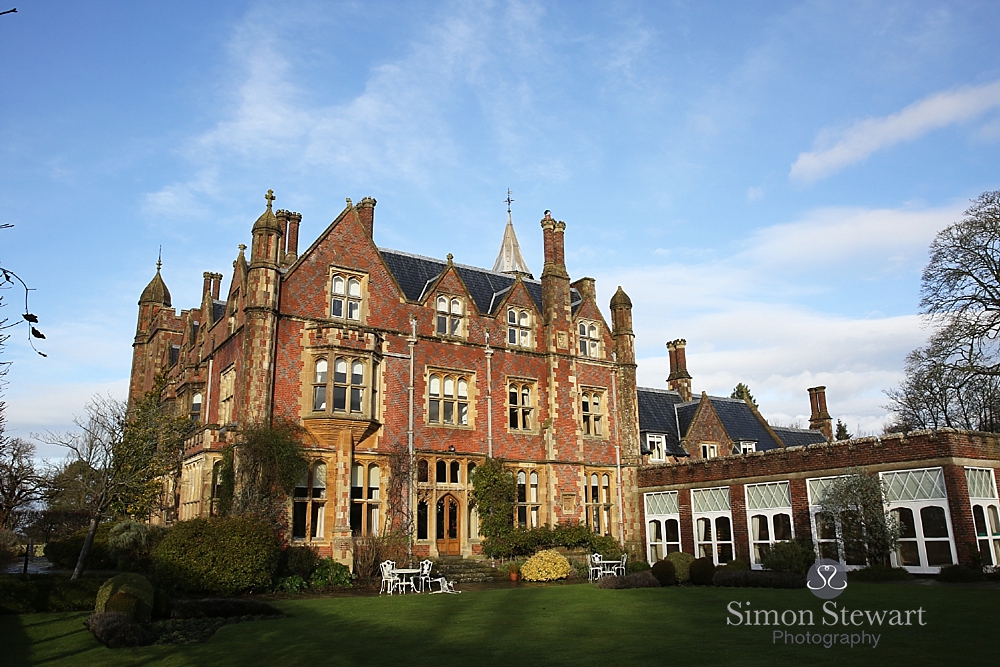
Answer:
[[492, 192, 533, 278]]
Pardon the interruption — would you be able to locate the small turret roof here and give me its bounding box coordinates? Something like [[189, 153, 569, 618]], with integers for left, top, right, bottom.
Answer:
[[252, 189, 282, 233], [139, 256, 171, 306], [492, 212, 533, 278], [610, 286, 632, 309]]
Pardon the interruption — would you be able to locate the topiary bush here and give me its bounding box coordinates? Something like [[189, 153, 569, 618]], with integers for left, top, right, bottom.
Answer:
[[712, 570, 806, 588], [760, 538, 817, 574], [689, 557, 716, 586], [520, 549, 572, 581], [44, 523, 116, 570], [95, 574, 154, 622], [481, 522, 623, 560], [666, 552, 696, 583], [310, 558, 352, 588], [153, 517, 280, 595], [650, 559, 677, 586]]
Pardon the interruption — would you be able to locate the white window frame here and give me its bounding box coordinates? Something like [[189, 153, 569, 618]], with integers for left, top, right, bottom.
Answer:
[[700, 443, 718, 459], [647, 434, 666, 461], [806, 475, 866, 569], [644, 491, 681, 563], [881, 467, 956, 574], [967, 467, 1000, 568], [692, 486, 734, 565], [737, 440, 757, 454], [427, 370, 472, 428], [744, 481, 794, 569], [436, 295, 465, 337], [507, 308, 532, 348], [330, 272, 364, 321], [578, 320, 602, 358]]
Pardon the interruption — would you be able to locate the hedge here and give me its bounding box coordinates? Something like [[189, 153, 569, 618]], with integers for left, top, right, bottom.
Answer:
[[0, 573, 105, 613], [153, 517, 280, 595], [481, 524, 622, 559], [44, 523, 116, 570], [712, 570, 807, 589]]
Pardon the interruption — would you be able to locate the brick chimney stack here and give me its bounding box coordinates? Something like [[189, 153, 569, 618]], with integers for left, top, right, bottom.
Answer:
[[202, 272, 213, 299], [286, 212, 301, 263], [666, 339, 693, 402], [357, 197, 376, 238], [210, 273, 222, 300], [540, 210, 571, 329], [808, 386, 833, 441]]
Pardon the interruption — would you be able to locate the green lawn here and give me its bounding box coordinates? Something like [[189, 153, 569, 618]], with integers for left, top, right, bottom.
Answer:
[[1, 582, 996, 667]]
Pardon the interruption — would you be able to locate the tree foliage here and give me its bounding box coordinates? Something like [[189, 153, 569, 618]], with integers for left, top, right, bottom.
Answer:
[[730, 383, 758, 408], [469, 457, 516, 542], [887, 191, 1000, 432], [218, 418, 308, 525], [834, 419, 852, 441], [816, 469, 899, 567]]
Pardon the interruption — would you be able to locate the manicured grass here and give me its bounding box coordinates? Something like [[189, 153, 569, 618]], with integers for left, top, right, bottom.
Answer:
[[1, 582, 997, 666]]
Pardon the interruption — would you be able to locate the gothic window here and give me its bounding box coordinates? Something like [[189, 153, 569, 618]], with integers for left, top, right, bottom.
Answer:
[[210, 461, 223, 517], [436, 296, 464, 337], [292, 461, 327, 541], [219, 366, 236, 425], [330, 273, 363, 321], [450, 461, 460, 484], [581, 390, 604, 436], [508, 381, 535, 431], [417, 459, 429, 483], [350, 462, 381, 536], [578, 320, 601, 358], [507, 308, 531, 348], [417, 500, 429, 540], [585, 472, 614, 535], [190, 392, 203, 423], [312, 357, 368, 416], [427, 371, 471, 426], [436, 459, 447, 484], [516, 470, 541, 529]]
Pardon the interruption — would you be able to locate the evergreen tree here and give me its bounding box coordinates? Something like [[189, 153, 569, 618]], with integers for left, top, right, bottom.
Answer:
[[835, 419, 852, 441], [731, 383, 758, 408]]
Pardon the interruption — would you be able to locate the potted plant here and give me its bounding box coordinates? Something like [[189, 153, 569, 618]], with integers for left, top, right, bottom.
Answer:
[[507, 561, 520, 581]]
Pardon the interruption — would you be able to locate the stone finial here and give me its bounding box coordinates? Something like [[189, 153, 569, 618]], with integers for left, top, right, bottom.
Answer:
[[447, 253, 454, 264], [265, 189, 275, 208]]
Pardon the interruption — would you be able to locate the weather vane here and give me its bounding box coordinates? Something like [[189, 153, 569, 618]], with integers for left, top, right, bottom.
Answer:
[[505, 189, 514, 214]]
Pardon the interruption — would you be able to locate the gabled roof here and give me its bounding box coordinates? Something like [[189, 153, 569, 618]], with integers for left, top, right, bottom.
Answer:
[[637, 387, 687, 456], [773, 427, 827, 448], [378, 248, 578, 317], [710, 396, 783, 451]]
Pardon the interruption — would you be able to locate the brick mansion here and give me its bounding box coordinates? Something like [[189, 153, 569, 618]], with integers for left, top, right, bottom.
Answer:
[[130, 192, 1000, 574]]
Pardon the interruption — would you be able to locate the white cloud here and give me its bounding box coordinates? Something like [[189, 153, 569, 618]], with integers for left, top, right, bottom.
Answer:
[[791, 79, 1000, 182]]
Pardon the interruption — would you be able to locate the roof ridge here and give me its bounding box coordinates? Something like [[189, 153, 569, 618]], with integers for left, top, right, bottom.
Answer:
[[638, 386, 683, 395], [379, 247, 543, 284]]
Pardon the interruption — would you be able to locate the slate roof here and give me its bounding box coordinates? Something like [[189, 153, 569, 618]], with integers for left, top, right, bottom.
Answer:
[[378, 248, 581, 317], [709, 397, 783, 451], [637, 387, 687, 456], [212, 300, 227, 324], [773, 427, 827, 448]]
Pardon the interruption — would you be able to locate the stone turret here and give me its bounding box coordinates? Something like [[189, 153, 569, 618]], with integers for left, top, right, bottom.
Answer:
[[611, 286, 642, 551]]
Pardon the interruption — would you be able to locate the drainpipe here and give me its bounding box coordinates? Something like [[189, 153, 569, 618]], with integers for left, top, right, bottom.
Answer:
[[611, 354, 625, 548], [407, 316, 417, 558], [485, 330, 493, 458]]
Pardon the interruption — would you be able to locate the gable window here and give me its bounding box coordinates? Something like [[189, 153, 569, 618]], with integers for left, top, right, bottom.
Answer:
[[190, 392, 203, 423], [578, 321, 601, 358], [508, 381, 535, 431], [436, 296, 464, 337], [292, 461, 327, 541], [219, 366, 236, 425], [507, 308, 531, 347], [428, 372, 471, 426], [737, 440, 757, 454], [647, 434, 666, 461], [581, 390, 604, 436], [312, 357, 367, 415], [331, 273, 363, 321], [701, 443, 718, 459]]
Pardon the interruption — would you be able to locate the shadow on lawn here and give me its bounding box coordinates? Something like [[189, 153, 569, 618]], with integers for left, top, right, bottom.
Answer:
[[0, 615, 31, 667]]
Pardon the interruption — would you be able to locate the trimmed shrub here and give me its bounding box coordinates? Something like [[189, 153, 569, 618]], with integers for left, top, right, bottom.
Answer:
[[44, 523, 116, 570], [848, 565, 912, 582], [310, 558, 352, 588], [689, 557, 716, 586], [760, 539, 817, 574], [938, 564, 986, 583], [596, 571, 660, 589], [650, 559, 677, 586], [170, 597, 281, 619], [95, 574, 154, 622], [281, 545, 319, 579], [713, 570, 806, 589], [720, 558, 749, 571], [626, 560, 650, 574], [482, 523, 623, 560], [666, 552, 696, 583], [84, 612, 152, 648], [153, 517, 280, 595], [520, 549, 572, 581]]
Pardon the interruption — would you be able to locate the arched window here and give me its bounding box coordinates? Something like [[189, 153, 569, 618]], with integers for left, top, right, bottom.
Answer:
[[418, 459, 429, 483], [417, 500, 429, 540], [507, 308, 531, 348], [321, 357, 365, 414], [427, 372, 471, 426], [578, 320, 601, 358], [436, 460, 447, 484], [190, 392, 203, 422], [508, 381, 535, 431], [450, 461, 460, 484], [581, 390, 604, 436], [312, 359, 328, 411], [468, 462, 477, 484], [517, 471, 528, 528], [586, 471, 614, 535], [436, 295, 464, 337], [331, 273, 364, 321], [350, 461, 382, 536]]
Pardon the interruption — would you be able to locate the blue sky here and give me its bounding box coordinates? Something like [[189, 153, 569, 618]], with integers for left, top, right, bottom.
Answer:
[[2, 1, 999, 456]]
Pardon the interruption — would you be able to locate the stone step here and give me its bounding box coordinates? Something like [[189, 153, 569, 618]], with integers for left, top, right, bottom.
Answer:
[[430, 558, 505, 582]]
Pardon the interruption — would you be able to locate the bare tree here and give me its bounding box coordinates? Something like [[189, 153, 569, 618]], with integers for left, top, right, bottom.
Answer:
[[0, 437, 42, 530]]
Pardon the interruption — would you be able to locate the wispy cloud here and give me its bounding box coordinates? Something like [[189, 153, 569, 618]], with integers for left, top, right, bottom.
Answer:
[[790, 80, 1000, 182]]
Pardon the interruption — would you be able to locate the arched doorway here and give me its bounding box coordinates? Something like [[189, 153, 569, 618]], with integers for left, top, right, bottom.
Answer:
[[436, 494, 461, 556]]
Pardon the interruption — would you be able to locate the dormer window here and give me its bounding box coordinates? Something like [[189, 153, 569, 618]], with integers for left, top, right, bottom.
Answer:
[[436, 296, 464, 337], [738, 440, 757, 454], [331, 273, 363, 321], [647, 434, 665, 461], [579, 321, 601, 358], [507, 308, 531, 347]]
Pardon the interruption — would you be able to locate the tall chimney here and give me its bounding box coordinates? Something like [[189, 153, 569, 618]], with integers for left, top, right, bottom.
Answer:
[[667, 339, 693, 402], [211, 273, 222, 300], [285, 212, 301, 263], [275, 209, 290, 263], [202, 272, 213, 299], [808, 386, 833, 441], [571, 277, 596, 303], [357, 197, 376, 238], [540, 210, 570, 328]]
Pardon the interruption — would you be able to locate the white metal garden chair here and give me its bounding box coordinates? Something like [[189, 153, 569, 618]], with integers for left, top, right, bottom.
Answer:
[[589, 553, 604, 580], [614, 553, 627, 577], [379, 560, 400, 595], [416, 559, 434, 592]]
